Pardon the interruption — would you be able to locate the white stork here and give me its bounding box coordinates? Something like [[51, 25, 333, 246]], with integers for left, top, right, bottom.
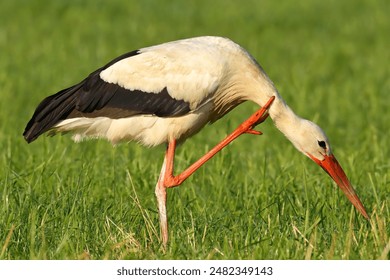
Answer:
[[23, 36, 369, 246]]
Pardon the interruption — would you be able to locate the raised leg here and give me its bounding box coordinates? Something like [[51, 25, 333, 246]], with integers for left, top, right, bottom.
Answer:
[[155, 96, 275, 246]]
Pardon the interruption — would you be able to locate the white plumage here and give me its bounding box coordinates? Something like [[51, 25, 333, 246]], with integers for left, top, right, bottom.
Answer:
[[24, 36, 369, 246], [51, 37, 276, 145]]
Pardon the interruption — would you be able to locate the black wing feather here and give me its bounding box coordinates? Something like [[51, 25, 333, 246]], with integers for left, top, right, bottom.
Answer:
[[23, 50, 191, 143]]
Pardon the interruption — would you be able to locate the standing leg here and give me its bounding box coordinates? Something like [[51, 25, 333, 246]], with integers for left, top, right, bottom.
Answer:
[[155, 139, 178, 246], [155, 154, 169, 246]]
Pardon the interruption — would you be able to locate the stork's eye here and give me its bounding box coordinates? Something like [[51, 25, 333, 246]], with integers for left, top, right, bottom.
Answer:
[[318, 140, 326, 149]]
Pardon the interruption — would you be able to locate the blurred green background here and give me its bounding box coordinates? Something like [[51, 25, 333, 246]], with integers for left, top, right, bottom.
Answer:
[[0, 0, 388, 259]]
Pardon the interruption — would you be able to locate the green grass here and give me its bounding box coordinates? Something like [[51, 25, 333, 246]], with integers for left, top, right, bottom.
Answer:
[[0, 0, 389, 259]]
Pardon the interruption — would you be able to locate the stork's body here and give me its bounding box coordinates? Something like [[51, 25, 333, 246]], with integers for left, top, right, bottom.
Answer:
[[25, 37, 279, 145], [24, 36, 369, 246]]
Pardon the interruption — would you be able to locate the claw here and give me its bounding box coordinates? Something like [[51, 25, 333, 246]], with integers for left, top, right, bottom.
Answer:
[[246, 129, 263, 135], [254, 112, 270, 126]]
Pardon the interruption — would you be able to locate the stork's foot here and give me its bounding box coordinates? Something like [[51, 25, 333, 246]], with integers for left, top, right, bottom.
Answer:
[[254, 112, 270, 126]]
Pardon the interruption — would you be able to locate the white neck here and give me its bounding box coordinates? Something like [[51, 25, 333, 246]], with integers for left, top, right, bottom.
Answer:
[[269, 97, 301, 136], [249, 87, 304, 149]]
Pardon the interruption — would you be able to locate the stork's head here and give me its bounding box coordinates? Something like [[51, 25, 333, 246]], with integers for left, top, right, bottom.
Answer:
[[288, 119, 369, 219]]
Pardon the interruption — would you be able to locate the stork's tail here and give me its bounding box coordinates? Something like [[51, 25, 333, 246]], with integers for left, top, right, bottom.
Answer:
[[23, 83, 82, 143]]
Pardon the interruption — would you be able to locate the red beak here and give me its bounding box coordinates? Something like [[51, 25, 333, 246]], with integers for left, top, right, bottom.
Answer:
[[309, 153, 370, 220]]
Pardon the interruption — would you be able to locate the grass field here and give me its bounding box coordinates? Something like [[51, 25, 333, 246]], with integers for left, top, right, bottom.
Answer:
[[0, 0, 389, 259]]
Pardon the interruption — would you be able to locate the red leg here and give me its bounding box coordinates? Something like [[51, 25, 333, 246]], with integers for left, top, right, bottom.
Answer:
[[164, 96, 275, 188], [155, 96, 275, 245]]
